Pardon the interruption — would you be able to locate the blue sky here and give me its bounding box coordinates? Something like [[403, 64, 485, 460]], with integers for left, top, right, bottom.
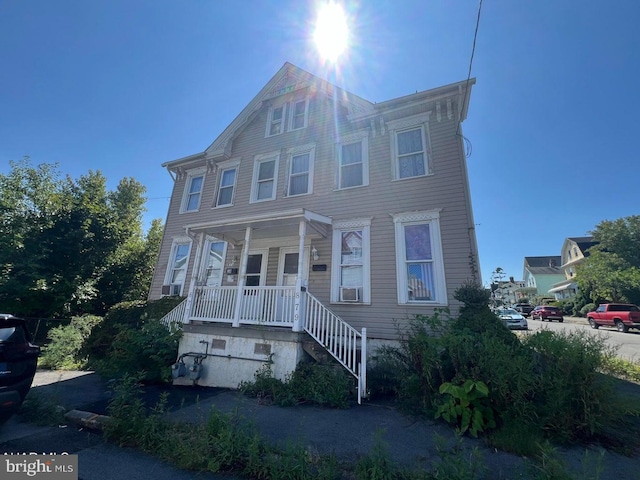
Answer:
[[1, 0, 639, 284]]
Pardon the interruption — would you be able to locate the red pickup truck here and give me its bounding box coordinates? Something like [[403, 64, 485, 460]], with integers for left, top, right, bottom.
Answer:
[[587, 303, 640, 333]]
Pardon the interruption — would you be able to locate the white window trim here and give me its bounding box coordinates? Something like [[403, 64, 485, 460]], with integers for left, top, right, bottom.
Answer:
[[393, 210, 447, 305], [331, 218, 372, 304], [288, 96, 310, 131], [387, 112, 433, 180], [214, 158, 240, 208], [163, 237, 192, 296], [337, 132, 369, 190], [180, 167, 206, 213], [250, 151, 280, 203], [286, 143, 315, 197], [199, 237, 227, 287], [265, 103, 287, 138]]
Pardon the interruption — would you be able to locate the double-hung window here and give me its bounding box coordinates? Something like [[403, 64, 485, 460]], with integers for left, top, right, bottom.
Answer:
[[331, 219, 371, 304], [289, 97, 309, 131], [287, 144, 315, 196], [215, 159, 240, 207], [250, 152, 279, 202], [165, 240, 191, 296], [180, 168, 205, 213], [338, 133, 369, 189], [388, 113, 432, 180], [393, 210, 446, 305], [266, 104, 286, 137]]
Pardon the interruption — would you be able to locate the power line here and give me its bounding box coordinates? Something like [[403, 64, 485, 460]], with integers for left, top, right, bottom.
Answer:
[[457, 0, 483, 148]]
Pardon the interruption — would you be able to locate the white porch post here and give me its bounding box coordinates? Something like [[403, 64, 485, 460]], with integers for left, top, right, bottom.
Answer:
[[232, 226, 252, 327], [292, 219, 306, 332], [182, 232, 204, 324]]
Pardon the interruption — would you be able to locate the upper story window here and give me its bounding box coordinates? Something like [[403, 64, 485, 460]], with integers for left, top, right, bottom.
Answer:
[[286, 144, 315, 197], [180, 168, 205, 213], [331, 219, 371, 304], [214, 158, 240, 208], [250, 152, 279, 203], [393, 210, 447, 305], [266, 104, 286, 137], [289, 97, 310, 131], [387, 113, 432, 180], [338, 133, 369, 189]]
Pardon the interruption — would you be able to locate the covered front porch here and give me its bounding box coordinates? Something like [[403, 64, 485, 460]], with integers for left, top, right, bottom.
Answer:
[[164, 208, 368, 402]]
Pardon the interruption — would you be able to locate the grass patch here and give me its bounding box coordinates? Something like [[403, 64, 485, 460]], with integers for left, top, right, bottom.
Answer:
[[18, 391, 66, 426]]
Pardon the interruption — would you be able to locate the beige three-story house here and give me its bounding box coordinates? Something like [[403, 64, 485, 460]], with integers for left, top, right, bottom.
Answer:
[[150, 62, 479, 401]]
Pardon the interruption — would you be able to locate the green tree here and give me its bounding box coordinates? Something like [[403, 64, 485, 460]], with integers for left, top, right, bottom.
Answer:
[[576, 215, 640, 305], [0, 158, 162, 317]]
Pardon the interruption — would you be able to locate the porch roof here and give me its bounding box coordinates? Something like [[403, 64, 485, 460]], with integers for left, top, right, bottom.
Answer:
[[184, 208, 332, 244]]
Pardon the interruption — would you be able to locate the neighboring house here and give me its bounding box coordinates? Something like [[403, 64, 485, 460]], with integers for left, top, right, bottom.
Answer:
[[548, 236, 598, 299], [522, 256, 565, 297], [149, 62, 479, 401], [491, 277, 527, 305]]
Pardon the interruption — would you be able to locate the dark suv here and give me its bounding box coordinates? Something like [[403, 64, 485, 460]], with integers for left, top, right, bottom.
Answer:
[[513, 303, 534, 317], [0, 314, 40, 422]]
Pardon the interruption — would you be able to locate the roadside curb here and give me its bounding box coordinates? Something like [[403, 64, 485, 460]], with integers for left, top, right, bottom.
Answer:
[[64, 409, 110, 431]]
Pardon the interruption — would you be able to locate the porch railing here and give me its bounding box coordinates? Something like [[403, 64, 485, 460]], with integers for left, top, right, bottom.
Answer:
[[190, 285, 297, 327], [159, 299, 187, 331], [303, 291, 367, 404]]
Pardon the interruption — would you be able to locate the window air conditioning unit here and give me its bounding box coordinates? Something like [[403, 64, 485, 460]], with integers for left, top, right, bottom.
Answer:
[[161, 284, 182, 296], [340, 287, 362, 302]]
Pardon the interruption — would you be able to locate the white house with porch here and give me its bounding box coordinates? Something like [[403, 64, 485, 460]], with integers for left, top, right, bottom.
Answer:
[[150, 63, 480, 402]]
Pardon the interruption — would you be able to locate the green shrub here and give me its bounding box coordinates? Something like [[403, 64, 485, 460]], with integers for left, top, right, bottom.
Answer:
[[83, 298, 183, 382], [240, 362, 353, 408], [522, 329, 618, 442], [580, 303, 597, 316], [39, 315, 102, 370], [435, 380, 496, 437]]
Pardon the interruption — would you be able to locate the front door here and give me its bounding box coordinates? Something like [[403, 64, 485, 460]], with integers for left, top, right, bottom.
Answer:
[[276, 246, 309, 322], [242, 249, 268, 320]]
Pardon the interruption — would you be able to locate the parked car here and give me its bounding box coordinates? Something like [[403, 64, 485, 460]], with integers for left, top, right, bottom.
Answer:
[[530, 305, 564, 322], [494, 308, 528, 330], [513, 303, 534, 317], [0, 314, 41, 423], [586, 303, 640, 333]]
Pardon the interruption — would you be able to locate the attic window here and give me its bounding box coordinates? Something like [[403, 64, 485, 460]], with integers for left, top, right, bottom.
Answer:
[[266, 104, 286, 137], [289, 97, 309, 131]]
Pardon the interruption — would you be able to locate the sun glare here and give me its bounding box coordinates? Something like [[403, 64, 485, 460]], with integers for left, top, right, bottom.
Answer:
[[314, 2, 349, 63]]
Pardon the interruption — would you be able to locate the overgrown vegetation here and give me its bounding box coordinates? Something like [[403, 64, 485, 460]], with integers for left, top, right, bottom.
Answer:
[[38, 297, 183, 383], [82, 297, 184, 383], [239, 361, 353, 408], [368, 281, 640, 456], [38, 315, 102, 369]]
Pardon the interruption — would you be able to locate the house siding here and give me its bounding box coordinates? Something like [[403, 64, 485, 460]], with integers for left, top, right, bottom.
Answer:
[[150, 66, 478, 341]]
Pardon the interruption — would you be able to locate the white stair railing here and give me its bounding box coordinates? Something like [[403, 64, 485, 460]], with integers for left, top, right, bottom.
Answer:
[[303, 291, 367, 403], [159, 298, 187, 331]]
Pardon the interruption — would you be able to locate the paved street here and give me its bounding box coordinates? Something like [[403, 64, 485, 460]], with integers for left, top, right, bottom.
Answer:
[[527, 316, 640, 361]]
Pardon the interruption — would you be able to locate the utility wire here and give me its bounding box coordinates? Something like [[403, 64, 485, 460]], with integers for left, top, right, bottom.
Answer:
[[457, 0, 483, 153]]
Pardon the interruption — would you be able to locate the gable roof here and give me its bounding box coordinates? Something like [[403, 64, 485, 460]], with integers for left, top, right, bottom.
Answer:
[[524, 256, 564, 275], [203, 62, 374, 160], [567, 236, 599, 255], [162, 62, 475, 172]]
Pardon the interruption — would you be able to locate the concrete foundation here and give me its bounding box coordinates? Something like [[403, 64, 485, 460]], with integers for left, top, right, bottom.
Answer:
[[173, 323, 308, 389]]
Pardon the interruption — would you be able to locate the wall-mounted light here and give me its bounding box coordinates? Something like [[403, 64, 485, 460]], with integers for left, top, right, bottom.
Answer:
[[311, 246, 319, 261]]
